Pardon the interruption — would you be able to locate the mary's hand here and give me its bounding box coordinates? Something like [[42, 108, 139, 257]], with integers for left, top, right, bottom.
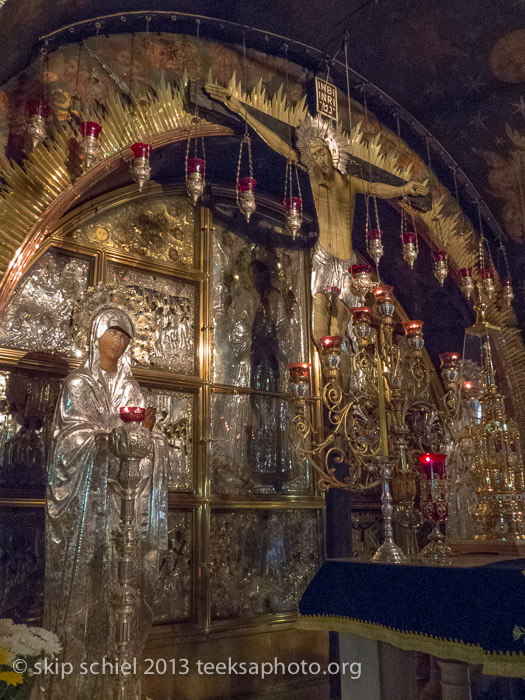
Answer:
[[142, 406, 156, 431]]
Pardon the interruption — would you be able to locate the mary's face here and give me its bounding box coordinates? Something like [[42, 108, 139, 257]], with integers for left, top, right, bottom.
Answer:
[[98, 328, 130, 363]]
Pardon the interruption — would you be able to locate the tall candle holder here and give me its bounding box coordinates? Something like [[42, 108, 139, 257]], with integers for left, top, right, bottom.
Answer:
[[418, 453, 452, 562]]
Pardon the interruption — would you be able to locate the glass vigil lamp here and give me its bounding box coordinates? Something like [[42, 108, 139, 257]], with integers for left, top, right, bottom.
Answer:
[[283, 197, 303, 239], [288, 362, 311, 400], [418, 453, 453, 562], [401, 232, 418, 268], [459, 267, 474, 300], [130, 142, 152, 192], [237, 176, 257, 223], [432, 250, 448, 286], [79, 121, 102, 171], [373, 285, 395, 323], [402, 320, 424, 355], [439, 352, 461, 391], [366, 229, 384, 266], [350, 307, 372, 348], [348, 264, 375, 303], [120, 406, 146, 423], [500, 277, 514, 306], [480, 268, 496, 299], [319, 336, 343, 378], [186, 157, 206, 205], [26, 98, 50, 150]]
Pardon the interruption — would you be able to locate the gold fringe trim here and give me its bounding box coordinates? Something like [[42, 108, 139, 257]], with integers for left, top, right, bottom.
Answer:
[[297, 614, 525, 677]]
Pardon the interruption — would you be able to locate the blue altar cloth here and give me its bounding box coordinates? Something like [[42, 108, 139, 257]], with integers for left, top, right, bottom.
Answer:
[[297, 557, 525, 677]]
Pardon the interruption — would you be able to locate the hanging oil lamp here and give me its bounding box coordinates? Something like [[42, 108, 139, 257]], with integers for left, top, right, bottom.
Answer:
[[366, 229, 384, 266], [237, 175, 256, 222], [79, 121, 102, 171], [283, 197, 302, 238], [480, 267, 496, 299], [432, 250, 448, 286], [283, 159, 303, 239], [26, 98, 50, 150], [130, 142, 152, 192], [185, 132, 206, 205], [501, 277, 514, 306], [186, 158, 206, 204], [236, 128, 256, 222], [401, 232, 418, 268], [348, 264, 375, 303], [459, 267, 474, 299]]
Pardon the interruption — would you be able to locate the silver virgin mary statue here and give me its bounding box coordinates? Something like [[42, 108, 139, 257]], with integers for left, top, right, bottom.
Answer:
[[39, 287, 168, 700]]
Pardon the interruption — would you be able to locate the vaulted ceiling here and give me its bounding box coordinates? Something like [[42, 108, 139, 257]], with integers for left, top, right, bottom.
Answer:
[[0, 0, 524, 295]]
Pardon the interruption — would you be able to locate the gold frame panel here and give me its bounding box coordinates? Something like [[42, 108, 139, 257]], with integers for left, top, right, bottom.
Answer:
[[0, 183, 325, 641]]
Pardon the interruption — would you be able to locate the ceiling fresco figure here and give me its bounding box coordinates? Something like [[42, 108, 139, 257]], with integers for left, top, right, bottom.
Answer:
[[206, 83, 428, 343]]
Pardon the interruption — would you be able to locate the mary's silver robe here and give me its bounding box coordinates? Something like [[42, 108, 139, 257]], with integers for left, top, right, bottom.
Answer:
[[42, 309, 168, 700]]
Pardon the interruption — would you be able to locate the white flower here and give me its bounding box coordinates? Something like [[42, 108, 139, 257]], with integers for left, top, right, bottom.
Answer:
[[0, 619, 13, 636], [0, 620, 62, 658]]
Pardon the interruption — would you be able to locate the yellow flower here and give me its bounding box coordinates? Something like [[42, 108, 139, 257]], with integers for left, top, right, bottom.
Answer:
[[0, 649, 10, 665], [0, 671, 23, 686]]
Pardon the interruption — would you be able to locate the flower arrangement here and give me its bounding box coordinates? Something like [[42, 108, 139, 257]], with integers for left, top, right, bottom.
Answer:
[[0, 619, 61, 699]]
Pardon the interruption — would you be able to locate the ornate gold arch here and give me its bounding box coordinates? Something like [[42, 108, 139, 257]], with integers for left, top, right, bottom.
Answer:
[[0, 74, 523, 425], [0, 78, 231, 316]]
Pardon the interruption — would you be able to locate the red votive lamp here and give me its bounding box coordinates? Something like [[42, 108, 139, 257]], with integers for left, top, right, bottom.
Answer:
[[320, 335, 343, 352], [130, 142, 151, 159], [120, 406, 146, 423], [418, 453, 447, 479], [366, 229, 384, 265], [350, 306, 371, 323], [439, 352, 460, 386], [188, 157, 205, 174], [481, 267, 496, 298], [439, 352, 460, 367], [237, 176, 256, 192], [80, 121, 102, 139], [283, 196, 302, 211], [401, 231, 418, 268], [349, 263, 372, 276], [79, 121, 102, 170], [402, 320, 424, 336], [373, 285, 395, 319], [432, 250, 448, 286], [287, 362, 311, 383], [373, 285, 394, 302]]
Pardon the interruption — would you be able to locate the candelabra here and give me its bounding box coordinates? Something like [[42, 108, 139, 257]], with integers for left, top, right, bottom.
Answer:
[[288, 284, 446, 561]]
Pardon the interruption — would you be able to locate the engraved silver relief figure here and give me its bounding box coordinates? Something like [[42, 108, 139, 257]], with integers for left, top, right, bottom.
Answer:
[[39, 300, 169, 700]]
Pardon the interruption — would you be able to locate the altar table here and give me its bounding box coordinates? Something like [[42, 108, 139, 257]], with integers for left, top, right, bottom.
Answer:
[[297, 556, 525, 699]]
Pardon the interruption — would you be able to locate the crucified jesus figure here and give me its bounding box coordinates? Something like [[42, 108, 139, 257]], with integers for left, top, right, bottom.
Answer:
[[205, 84, 429, 343]]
